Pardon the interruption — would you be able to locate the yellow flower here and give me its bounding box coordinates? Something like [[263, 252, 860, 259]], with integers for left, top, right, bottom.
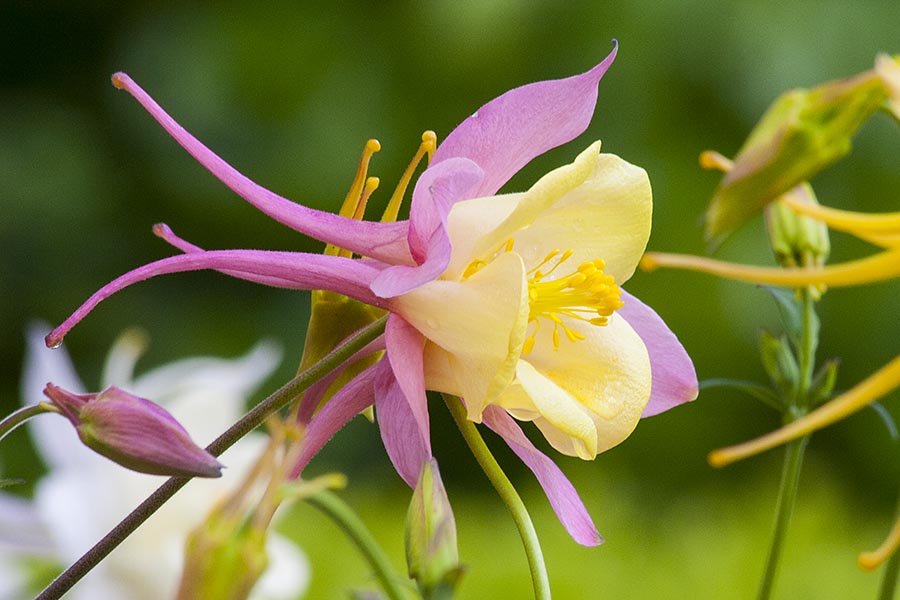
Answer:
[[396, 142, 661, 459]]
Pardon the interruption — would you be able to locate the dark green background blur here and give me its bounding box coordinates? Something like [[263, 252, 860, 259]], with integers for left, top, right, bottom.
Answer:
[[3, 2, 900, 598]]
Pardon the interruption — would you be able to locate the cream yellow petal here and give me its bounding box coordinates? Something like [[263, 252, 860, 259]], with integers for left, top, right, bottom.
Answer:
[[520, 312, 652, 454], [506, 360, 598, 459], [394, 251, 529, 420], [443, 193, 522, 280], [469, 141, 604, 262], [510, 153, 652, 284]]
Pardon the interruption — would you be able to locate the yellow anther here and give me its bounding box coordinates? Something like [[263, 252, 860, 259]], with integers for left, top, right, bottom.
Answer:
[[525, 249, 623, 352], [699, 150, 734, 173], [504, 239, 515, 253], [382, 131, 437, 223]]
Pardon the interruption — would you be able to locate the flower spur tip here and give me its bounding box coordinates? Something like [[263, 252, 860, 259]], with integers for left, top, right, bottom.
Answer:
[[110, 72, 130, 90]]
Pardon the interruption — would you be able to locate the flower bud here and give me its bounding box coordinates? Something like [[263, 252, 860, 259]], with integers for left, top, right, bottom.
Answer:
[[705, 65, 889, 244], [405, 459, 462, 597], [43, 383, 222, 478], [765, 183, 830, 268], [177, 508, 267, 600]]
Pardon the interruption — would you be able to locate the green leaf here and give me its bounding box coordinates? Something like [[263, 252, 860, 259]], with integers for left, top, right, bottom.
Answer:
[[699, 378, 784, 411], [868, 402, 899, 441]]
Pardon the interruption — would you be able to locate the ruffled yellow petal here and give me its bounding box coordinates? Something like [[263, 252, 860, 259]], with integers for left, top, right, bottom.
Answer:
[[395, 252, 529, 421], [443, 193, 522, 280], [510, 153, 652, 284], [509, 360, 598, 459], [468, 141, 604, 263], [502, 312, 651, 457]]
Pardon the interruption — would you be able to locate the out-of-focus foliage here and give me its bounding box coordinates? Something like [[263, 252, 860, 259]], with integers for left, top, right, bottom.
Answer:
[[2, 2, 899, 598]]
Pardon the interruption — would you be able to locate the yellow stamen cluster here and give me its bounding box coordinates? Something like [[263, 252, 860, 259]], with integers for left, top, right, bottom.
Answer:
[[524, 250, 623, 355]]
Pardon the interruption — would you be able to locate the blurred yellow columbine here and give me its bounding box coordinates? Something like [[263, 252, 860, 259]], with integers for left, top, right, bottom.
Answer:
[[643, 160, 900, 568]]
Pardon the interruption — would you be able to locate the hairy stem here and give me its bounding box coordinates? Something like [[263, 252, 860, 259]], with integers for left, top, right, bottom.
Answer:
[[36, 315, 387, 600]]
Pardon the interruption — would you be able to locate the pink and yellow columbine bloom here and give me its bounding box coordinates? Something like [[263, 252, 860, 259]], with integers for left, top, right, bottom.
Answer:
[[48, 44, 698, 546]]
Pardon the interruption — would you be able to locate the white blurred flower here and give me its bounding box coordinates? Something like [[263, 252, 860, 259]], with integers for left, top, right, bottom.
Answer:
[[0, 324, 309, 600]]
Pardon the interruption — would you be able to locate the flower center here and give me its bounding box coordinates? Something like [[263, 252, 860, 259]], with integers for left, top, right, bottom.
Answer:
[[523, 249, 623, 355]]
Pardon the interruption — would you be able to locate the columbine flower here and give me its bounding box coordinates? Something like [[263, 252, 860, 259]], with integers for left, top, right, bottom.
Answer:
[[644, 146, 900, 568], [703, 54, 899, 245], [47, 45, 698, 545], [0, 326, 308, 600]]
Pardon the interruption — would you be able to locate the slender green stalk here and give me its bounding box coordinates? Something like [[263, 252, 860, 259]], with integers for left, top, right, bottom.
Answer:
[[0, 403, 56, 443], [757, 289, 817, 600], [36, 315, 388, 600], [756, 436, 808, 600], [306, 489, 410, 600], [876, 494, 900, 600], [443, 394, 551, 600], [878, 551, 900, 600]]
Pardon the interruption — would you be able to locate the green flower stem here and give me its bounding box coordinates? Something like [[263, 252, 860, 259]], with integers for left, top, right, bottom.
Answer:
[[443, 394, 551, 600], [306, 489, 410, 600], [756, 435, 808, 600], [757, 289, 817, 600], [36, 315, 388, 600], [0, 403, 56, 443], [877, 494, 900, 600], [878, 550, 900, 600]]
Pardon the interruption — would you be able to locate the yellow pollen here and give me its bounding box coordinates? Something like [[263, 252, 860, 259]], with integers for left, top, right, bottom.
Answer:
[[523, 251, 623, 354], [699, 150, 734, 173]]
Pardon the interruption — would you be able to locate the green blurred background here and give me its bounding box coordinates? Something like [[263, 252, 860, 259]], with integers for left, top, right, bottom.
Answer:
[[3, 1, 900, 598]]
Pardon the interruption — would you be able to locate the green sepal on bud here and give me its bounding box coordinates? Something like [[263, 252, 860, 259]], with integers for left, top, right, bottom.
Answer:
[[176, 507, 268, 600], [759, 331, 800, 402], [765, 183, 830, 269], [405, 459, 462, 600], [808, 358, 840, 408], [705, 65, 890, 245]]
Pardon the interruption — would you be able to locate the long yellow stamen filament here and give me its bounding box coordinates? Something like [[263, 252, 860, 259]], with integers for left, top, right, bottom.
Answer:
[[709, 353, 900, 468], [780, 194, 900, 249], [326, 140, 381, 256], [336, 177, 381, 258], [640, 250, 900, 287], [781, 194, 900, 232], [381, 131, 437, 223], [859, 514, 900, 571]]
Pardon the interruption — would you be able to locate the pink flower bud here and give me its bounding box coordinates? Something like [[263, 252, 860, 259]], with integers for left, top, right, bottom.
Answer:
[[43, 383, 223, 478]]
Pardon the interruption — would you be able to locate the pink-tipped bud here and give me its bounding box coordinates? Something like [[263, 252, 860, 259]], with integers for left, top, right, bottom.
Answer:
[[43, 383, 223, 478]]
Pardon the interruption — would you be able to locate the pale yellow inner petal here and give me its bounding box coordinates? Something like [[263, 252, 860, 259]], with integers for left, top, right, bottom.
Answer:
[[511, 153, 653, 284], [394, 252, 529, 421]]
